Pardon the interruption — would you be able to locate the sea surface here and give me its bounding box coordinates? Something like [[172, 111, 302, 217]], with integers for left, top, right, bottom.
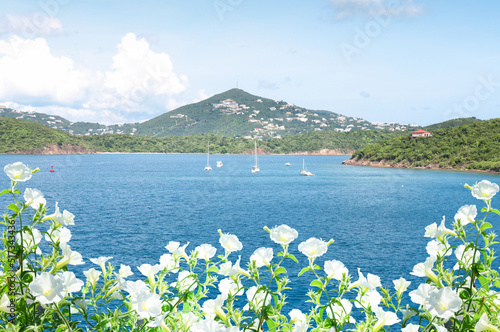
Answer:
[[1, 154, 500, 318]]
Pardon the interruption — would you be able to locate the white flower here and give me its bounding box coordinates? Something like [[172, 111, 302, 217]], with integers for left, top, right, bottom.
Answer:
[[195, 243, 217, 261], [425, 217, 456, 238], [409, 283, 434, 307], [180, 312, 199, 329], [174, 271, 197, 292], [348, 268, 368, 290], [138, 263, 162, 286], [355, 289, 382, 309], [454, 244, 481, 270], [132, 290, 162, 319], [24, 188, 46, 209], [165, 241, 190, 262], [191, 318, 227, 332], [372, 307, 400, 332], [4, 162, 32, 182], [245, 286, 270, 310], [159, 253, 179, 272], [55, 243, 84, 269], [475, 313, 500, 332], [426, 287, 462, 320], [59, 271, 84, 297], [327, 298, 354, 323], [218, 278, 244, 297], [45, 226, 72, 244], [147, 313, 169, 330], [270, 224, 298, 245], [219, 232, 243, 253], [289, 309, 307, 324], [402, 323, 420, 332], [426, 239, 451, 258], [202, 294, 227, 320], [0, 293, 11, 313], [29, 272, 64, 305], [471, 180, 499, 200], [44, 202, 75, 226], [324, 260, 348, 281], [410, 256, 438, 283], [83, 268, 101, 288], [454, 204, 477, 226], [250, 247, 273, 268], [364, 273, 381, 290], [298, 238, 328, 258], [16, 228, 42, 254], [118, 264, 133, 278], [393, 277, 411, 295], [90, 256, 113, 273], [124, 280, 149, 298]]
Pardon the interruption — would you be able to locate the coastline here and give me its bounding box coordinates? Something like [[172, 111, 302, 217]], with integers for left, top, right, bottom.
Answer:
[[2, 147, 353, 156], [342, 157, 500, 174]]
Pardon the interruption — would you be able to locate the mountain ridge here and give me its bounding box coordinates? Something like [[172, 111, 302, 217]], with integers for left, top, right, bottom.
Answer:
[[0, 89, 419, 137]]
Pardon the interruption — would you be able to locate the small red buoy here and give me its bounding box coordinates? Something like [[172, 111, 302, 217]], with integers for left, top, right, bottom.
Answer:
[[50, 165, 55, 173]]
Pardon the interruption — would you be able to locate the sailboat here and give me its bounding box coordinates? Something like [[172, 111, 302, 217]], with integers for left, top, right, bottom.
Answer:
[[251, 140, 260, 173], [204, 143, 212, 171], [299, 159, 313, 176]]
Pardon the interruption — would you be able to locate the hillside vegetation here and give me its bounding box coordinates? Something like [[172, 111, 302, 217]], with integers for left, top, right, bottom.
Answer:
[[0, 117, 93, 153], [348, 118, 500, 172], [0, 117, 404, 154]]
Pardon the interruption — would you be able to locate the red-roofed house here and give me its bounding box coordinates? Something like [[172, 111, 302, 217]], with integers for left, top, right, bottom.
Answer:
[[412, 129, 432, 138]]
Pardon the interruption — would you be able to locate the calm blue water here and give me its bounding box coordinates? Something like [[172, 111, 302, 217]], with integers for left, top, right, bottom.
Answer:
[[1, 154, 499, 317]]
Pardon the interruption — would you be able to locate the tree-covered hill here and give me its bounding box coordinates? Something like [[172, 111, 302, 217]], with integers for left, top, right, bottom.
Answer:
[[423, 117, 481, 132], [0, 117, 94, 153], [0, 117, 404, 154], [346, 118, 500, 172]]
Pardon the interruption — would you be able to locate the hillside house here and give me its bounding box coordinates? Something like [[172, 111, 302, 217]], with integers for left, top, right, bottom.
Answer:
[[412, 129, 432, 138]]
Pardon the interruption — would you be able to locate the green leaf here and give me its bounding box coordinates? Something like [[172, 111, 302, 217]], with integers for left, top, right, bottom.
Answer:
[[298, 267, 312, 276], [0, 189, 11, 196], [208, 266, 218, 274], [285, 254, 298, 263], [477, 275, 490, 292], [310, 280, 324, 289], [480, 222, 493, 232], [491, 208, 500, 216], [13, 189, 21, 195], [274, 266, 287, 276], [266, 319, 277, 332], [182, 302, 190, 313], [313, 264, 320, 270], [7, 203, 19, 214]]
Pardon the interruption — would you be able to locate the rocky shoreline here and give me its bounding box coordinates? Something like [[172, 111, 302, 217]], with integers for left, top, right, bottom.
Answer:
[[2, 144, 95, 155], [342, 157, 500, 174]]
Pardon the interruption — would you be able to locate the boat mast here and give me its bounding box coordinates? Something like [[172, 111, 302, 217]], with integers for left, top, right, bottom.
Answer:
[[254, 140, 258, 167]]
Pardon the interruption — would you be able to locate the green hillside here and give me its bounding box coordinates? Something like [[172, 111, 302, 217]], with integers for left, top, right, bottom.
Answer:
[[135, 88, 414, 137], [348, 118, 500, 172], [0, 117, 92, 153], [0, 117, 404, 154], [423, 117, 481, 131]]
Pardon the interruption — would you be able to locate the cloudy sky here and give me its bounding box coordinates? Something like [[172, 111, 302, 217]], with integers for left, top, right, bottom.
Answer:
[[0, 0, 499, 125]]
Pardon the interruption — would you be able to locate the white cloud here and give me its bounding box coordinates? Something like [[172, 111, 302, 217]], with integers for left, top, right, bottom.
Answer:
[[91, 33, 187, 112], [0, 14, 63, 37], [0, 33, 189, 125], [329, 0, 422, 19], [0, 36, 89, 105]]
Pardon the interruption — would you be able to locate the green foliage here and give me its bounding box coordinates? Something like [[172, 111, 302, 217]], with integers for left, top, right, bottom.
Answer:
[[350, 118, 500, 172], [0, 117, 404, 154], [0, 118, 94, 153], [423, 117, 481, 132]]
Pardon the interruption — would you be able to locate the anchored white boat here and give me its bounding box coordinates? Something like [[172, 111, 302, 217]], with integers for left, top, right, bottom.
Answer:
[[299, 159, 313, 176], [216, 161, 223, 168], [204, 143, 212, 171], [285, 162, 290, 166], [251, 140, 260, 173]]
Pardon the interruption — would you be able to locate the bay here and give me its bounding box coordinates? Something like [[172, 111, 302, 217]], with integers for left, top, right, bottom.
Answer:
[[1, 153, 499, 315]]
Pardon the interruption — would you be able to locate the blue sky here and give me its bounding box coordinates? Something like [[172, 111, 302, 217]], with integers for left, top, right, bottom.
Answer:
[[0, 0, 499, 125]]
